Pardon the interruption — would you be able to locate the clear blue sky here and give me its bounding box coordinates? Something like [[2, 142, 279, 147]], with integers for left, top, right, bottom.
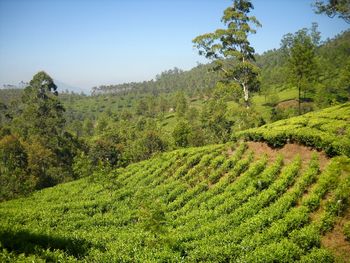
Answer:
[[0, 0, 348, 91]]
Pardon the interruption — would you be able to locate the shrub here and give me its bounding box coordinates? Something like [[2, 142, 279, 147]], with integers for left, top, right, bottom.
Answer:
[[344, 222, 350, 241]]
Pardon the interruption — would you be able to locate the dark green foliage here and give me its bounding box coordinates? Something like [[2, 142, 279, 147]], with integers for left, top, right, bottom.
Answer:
[[314, 31, 350, 107], [314, 0, 350, 23], [89, 138, 123, 166], [0, 135, 27, 171], [213, 81, 242, 102], [131, 130, 168, 161], [201, 99, 233, 143], [72, 151, 94, 178], [0, 72, 81, 199], [281, 24, 319, 114], [0, 102, 12, 128], [231, 106, 266, 131], [15, 71, 65, 140], [172, 120, 192, 148], [0, 229, 93, 259], [0, 136, 35, 200]]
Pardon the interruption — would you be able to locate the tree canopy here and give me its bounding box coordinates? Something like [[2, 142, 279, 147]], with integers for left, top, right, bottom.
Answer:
[[314, 0, 350, 23], [281, 24, 320, 114], [192, 0, 261, 107], [16, 71, 65, 140]]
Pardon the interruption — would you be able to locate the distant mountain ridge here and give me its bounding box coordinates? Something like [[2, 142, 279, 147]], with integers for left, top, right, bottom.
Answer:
[[91, 30, 350, 96], [1, 81, 28, 89], [1, 79, 87, 95], [54, 79, 88, 94]]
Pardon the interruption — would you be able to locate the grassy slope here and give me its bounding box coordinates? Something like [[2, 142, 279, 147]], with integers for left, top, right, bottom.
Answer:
[[1, 104, 350, 262], [251, 87, 298, 118]]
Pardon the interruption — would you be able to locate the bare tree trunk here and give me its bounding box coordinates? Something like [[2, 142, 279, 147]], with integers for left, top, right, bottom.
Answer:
[[242, 82, 249, 109], [298, 83, 301, 115]]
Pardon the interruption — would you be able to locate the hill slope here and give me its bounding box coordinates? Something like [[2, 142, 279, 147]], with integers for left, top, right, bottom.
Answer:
[[237, 103, 350, 157], [1, 104, 350, 262], [92, 30, 350, 96]]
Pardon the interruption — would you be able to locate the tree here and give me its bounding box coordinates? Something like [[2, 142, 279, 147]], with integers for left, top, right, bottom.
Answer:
[[72, 151, 94, 179], [136, 99, 148, 116], [24, 139, 57, 188], [201, 99, 233, 143], [70, 120, 83, 137], [0, 135, 27, 173], [158, 95, 169, 114], [175, 91, 188, 117], [131, 130, 167, 161], [314, 0, 350, 23], [14, 71, 65, 142], [10, 71, 79, 189], [173, 120, 192, 147], [0, 102, 12, 127], [337, 58, 350, 100], [83, 119, 95, 136], [96, 115, 109, 134], [213, 81, 242, 102], [281, 24, 320, 114], [193, 0, 261, 108], [89, 138, 123, 167], [0, 135, 35, 200]]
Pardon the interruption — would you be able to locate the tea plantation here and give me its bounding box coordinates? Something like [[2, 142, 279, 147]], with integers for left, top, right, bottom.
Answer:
[[1, 104, 350, 262], [237, 103, 350, 157]]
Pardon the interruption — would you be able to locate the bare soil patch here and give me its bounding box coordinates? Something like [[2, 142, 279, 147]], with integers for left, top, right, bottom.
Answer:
[[227, 147, 234, 157], [276, 99, 313, 112], [276, 99, 299, 109], [247, 141, 329, 170]]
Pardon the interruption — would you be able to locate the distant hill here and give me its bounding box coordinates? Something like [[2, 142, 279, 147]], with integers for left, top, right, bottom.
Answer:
[[1, 81, 28, 90], [91, 65, 220, 96], [1, 80, 85, 94], [54, 79, 88, 95], [92, 30, 350, 97], [0, 80, 88, 104]]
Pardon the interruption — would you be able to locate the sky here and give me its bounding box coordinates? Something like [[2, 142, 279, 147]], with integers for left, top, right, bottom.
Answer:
[[0, 0, 349, 92]]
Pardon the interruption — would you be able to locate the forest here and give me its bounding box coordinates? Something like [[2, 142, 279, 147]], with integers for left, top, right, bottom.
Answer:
[[0, 0, 350, 262]]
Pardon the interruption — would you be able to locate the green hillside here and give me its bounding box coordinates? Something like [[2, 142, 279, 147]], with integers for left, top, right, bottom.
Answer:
[[1, 104, 350, 262], [237, 103, 350, 157]]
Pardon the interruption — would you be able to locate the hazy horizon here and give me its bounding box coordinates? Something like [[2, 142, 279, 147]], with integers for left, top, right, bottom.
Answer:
[[0, 0, 349, 92]]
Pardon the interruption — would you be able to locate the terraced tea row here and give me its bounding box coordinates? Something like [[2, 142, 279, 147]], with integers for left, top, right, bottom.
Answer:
[[1, 141, 349, 262], [237, 103, 350, 157]]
